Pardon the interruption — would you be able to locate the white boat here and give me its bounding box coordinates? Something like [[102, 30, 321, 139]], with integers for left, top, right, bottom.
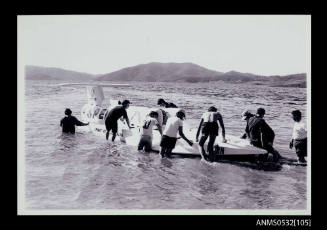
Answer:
[[79, 85, 268, 158]]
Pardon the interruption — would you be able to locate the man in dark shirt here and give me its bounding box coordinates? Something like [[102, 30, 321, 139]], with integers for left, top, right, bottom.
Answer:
[[60, 108, 89, 134], [105, 100, 132, 142], [245, 108, 281, 162], [157, 98, 178, 108]]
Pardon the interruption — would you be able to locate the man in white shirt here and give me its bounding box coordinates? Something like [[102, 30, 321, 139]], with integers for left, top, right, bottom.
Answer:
[[289, 110, 307, 163], [159, 109, 193, 158], [138, 111, 163, 152]]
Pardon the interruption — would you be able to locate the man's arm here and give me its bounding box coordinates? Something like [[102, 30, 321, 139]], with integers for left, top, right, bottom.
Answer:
[[122, 110, 132, 129], [74, 117, 89, 126], [218, 115, 227, 142], [60, 119, 63, 127], [241, 122, 249, 139], [125, 116, 132, 129], [156, 124, 163, 135], [179, 126, 193, 146], [196, 119, 204, 142]]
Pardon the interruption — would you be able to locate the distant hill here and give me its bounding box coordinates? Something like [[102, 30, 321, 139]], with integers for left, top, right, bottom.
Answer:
[[25, 63, 306, 88], [25, 65, 95, 81], [96, 62, 225, 82], [267, 73, 307, 87]]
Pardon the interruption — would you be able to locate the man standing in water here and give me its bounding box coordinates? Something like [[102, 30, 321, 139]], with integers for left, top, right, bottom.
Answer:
[[246, 108, 281, 162], [196, 106, 227, 162], [160, 109, 193, 158], [289, 110, 307, 163], [105, 100, 132, 142], [60, 108, 89, 134]]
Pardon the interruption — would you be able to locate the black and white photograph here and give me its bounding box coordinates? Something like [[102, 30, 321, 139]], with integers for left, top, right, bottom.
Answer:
[[17, 15, 311, 216]]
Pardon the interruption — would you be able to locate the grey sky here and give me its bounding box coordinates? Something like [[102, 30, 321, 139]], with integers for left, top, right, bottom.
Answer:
[[18, 15, 310, 76]]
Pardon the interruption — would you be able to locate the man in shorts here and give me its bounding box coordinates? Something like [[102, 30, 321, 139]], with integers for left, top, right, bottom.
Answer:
[[289, 110, 307, 163], [138, 111, 163, 152], [195, 106, 227, 162], [159, 109, 193, 158], [105, 100, 132, 142]]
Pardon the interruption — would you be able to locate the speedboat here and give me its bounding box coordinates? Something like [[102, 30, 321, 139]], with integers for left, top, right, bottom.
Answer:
[[79, 85, 268, 159]]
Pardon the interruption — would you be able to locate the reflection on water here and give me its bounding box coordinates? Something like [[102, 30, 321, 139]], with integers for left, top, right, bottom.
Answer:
[[24, 80, 307, 209]]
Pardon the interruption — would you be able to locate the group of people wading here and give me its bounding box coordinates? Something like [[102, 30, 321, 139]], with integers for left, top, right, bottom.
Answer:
[[60, 98, 307, 164]]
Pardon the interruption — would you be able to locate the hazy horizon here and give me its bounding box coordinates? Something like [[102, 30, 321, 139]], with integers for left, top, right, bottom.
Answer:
[[18, 15, 311, 76], [25, 62, 307, 77]]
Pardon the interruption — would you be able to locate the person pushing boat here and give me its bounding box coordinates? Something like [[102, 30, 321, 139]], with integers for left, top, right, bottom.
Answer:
[[196, 106, 227, 162], [159, 109, 193, 158], [138, 111, 163, 152], [245, 108, 281, 162], [60, 108, 89, 134], [157, 98, 178, 108], [105, 100, 132, 142], [240, 110, 254, 139]]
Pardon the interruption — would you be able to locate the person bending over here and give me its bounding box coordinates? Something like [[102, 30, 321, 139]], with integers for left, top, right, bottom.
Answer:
[[138, 111, 163, 152], [246, 108, 281, 162], [196, 106, 227, 162], [160, 109, 193, 158], [105, 100, 132, 142]]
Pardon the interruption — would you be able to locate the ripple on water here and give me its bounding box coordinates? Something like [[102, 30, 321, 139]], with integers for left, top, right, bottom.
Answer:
[[24, 80, 307, 209]]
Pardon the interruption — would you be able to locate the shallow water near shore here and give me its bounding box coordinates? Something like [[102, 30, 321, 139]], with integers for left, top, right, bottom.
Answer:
[[24, 80, 308, 209]]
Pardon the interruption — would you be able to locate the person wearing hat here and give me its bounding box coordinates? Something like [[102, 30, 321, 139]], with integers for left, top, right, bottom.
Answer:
[[159, 109, 193, 158], [240, 110, 254, 139], [246, 108, 281, 162], [289, 110, 307, 163], [138, 111, 163, 152], [196, 106, 227, 162], [60, 108, 89, 134], [105, 100, 132, 142]]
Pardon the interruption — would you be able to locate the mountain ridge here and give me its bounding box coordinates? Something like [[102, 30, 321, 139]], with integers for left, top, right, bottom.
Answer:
[[25, 62, 306, 87]]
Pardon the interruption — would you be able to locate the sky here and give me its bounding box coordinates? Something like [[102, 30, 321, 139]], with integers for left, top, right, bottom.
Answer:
[[18, 15, 311, 76]]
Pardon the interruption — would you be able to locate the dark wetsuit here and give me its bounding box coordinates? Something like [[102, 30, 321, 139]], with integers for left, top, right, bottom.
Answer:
[[60, 116, 88, 134], [163, 102, 178, 108], [105, 106, 128, 134], [246, 116, 276, 154], [198, 112, 224, 162]]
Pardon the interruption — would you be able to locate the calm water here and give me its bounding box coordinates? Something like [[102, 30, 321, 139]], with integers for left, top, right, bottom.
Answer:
[[24, 80, 308, 209]]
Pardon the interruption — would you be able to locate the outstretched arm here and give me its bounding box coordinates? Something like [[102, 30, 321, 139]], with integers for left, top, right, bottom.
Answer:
[[218, 116, 226, 142], [75, 117, 89, 126], [179, 126, 193, 146], [196, 119, 204, 141]]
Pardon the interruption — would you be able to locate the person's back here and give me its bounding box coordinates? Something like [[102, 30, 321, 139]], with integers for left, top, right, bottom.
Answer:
[[247, 116, 264, 144], [247, 108, 280, 161], [201, 111, 222, 123], [141, 116, 158, 138], [60, 108, 88, 134], [247, 116, 275, 144], [166, 102, 178, 108], [105, 105, 127, 122], [60, 116, 79, 134], [163, 116, 182, 138]]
